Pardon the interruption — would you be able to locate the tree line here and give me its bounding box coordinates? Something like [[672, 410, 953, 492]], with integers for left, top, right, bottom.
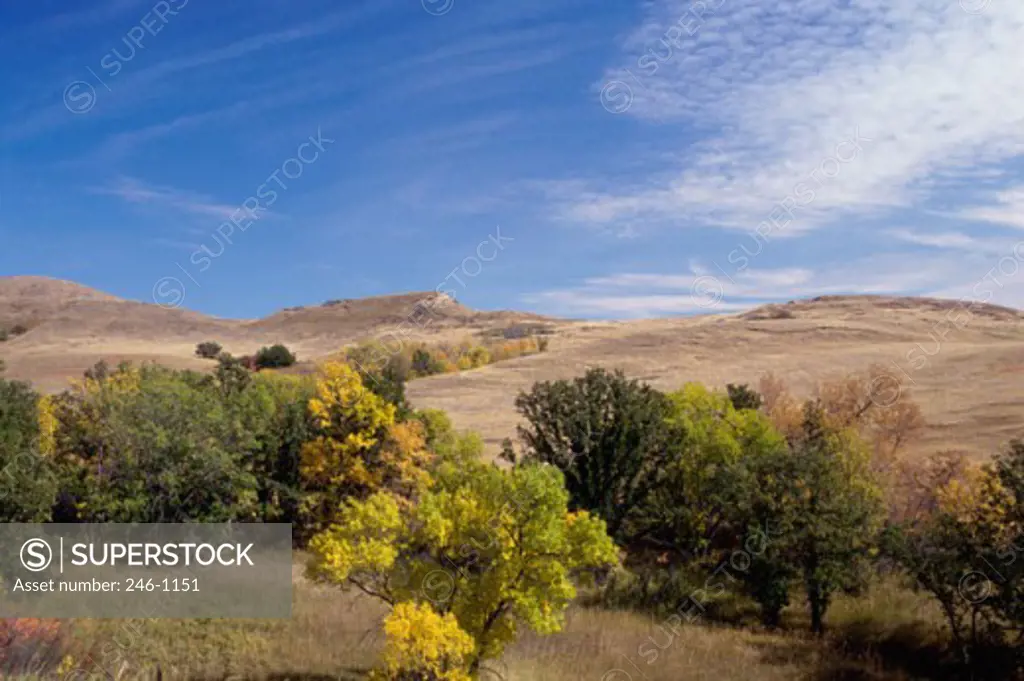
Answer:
[[2, 355, 1024, 678]]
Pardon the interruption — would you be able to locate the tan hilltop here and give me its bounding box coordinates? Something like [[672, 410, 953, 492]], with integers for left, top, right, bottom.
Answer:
[[3, 275, 1024, 460]]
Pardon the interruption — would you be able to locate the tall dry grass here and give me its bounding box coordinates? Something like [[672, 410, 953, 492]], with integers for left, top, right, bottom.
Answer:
[[0, 570, 957, 681]]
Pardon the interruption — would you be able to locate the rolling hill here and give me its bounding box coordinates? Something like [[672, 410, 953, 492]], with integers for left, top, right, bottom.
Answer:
[[3, 275, 1024, 460]]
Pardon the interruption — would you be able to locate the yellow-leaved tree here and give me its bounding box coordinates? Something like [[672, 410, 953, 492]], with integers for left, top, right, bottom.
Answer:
[[371, 602, 475, 681], [36, 394, 57, 457], [300, 361, 432, 537], [307, 456, 619, 678]]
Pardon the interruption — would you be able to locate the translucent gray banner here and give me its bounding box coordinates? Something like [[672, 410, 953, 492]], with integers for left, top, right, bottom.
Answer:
[[0, 524, 292, 618]]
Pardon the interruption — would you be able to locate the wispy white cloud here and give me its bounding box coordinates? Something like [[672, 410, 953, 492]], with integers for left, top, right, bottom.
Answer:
[[528, 290, 759, 317], [125, 5, 392, 86], [957, 185, 1024, 229], [94, 177, 239, 220], [557, 1, 1024, 233], [527, 247, 1024, 318]]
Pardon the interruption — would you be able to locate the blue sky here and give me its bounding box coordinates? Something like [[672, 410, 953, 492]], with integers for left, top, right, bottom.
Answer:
[[2, 0, 1023, 319]]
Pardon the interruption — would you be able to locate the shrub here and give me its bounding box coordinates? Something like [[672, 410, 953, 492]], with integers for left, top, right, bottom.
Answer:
[[195, 341, 223, 359], [214, 353, 253, 395], [0, 618, 68, 675], [885, 440, 1024, 671], [411, 348, 446, 377], [52, 364, 262, 523], [359, 355, 412, 419], [0, 377, 58, 523], [726, 383, 762, 411], [255, 344, 297, 369], [465, 346, 490, 368], [9, 324, 28, 337], [371, 602, 474, 681], [510, 368, 679, 543]]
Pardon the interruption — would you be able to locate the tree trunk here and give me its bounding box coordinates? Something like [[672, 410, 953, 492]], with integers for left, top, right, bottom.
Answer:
[[762, 605, 782, 629], [808, 579, 825, 636]]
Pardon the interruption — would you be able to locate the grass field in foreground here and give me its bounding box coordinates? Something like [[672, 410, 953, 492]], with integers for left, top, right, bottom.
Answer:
[[2, 567, 953, 681]]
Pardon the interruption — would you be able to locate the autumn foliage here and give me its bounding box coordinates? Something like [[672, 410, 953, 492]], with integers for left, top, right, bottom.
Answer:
[[342, 334, 547, 382], [10, 349, 1024, 679]]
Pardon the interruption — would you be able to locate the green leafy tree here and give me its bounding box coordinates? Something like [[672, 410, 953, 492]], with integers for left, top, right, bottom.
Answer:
[[510, 368, 678, 542], [214, 353, 253, 395], [363, 355, 412, 419], [0, 375, 58, 522], [637, 383, 785, 560], [235, 372, 316, 527], [52, 364, 261, 522], [726, 383, 763, 411], [255, 344, 297, 369], [411, 347, 446, 377], [735, 402, 884, 633], [307, 458, 618, 676]]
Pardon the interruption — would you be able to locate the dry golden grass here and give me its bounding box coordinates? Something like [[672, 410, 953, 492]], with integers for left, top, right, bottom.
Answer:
[[5, 276, 1024, 459], [2, 571, 953, 681], [407, 295, 1024, 460]]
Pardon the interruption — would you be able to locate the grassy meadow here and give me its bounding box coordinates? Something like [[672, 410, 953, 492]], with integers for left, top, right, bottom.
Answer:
[[0, 567, 955, 681]]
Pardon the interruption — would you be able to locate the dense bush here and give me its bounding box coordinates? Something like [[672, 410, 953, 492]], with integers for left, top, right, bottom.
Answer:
[[52, 365, 264, 522], [341, 334, 547, 384], [883, 440, 1024, 670], [195, 341, 223, 359], [726, 383, 762, 411], [411, 347, 447, 376], [0, 324, 29, 342], [507, 368, 680, 543], [0, 370, 58, 522], [255, 344, 297, 369]]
